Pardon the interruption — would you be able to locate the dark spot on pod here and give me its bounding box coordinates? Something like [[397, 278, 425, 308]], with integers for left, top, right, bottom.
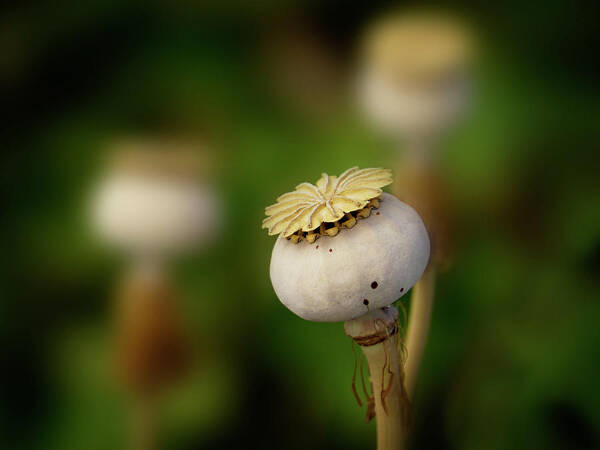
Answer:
[[363, 299, 369, 305], [316, 245, 319, 249], [376, 212, 380, 215], [371, 281, 378, 289], [329, 248, 332, 252], [400, 288, 404, 293]]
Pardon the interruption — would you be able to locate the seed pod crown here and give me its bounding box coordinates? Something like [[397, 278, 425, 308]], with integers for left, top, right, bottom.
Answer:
[[263, 167, 393, 242]]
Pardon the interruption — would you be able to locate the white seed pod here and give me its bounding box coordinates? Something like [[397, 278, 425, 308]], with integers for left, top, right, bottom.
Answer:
[[269, 192, 430, 322], [91, 139, 219, 256], [357, 12, 473, 139], [358, 69, 470, 139]]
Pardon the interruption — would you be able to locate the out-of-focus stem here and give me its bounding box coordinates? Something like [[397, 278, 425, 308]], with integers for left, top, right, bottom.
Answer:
[[395, 135, 441, 400], [345, 307, 409, 450], [115, 258, 189, 450], [132, 394, 156, 450], [404, 264, 436, 398]]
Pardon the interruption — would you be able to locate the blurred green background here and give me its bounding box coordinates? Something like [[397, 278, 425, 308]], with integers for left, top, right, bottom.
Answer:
[[1, 1, 599, 449]]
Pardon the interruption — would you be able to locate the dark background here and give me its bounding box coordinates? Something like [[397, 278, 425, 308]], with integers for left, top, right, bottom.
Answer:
[[1, 1, 599, 449]]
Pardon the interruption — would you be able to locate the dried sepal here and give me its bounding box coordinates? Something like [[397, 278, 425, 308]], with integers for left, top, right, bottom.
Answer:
[[325, 225, 339, 237], [305, 232, 319, 243], [342, 213, 357, 229], [357, 207, 372, 219]]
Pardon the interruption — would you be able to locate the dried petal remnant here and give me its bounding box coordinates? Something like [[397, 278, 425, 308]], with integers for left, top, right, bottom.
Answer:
[[263, 167, 392, 239]]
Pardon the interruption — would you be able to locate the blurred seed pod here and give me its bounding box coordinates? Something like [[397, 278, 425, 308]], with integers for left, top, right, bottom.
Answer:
[[91, 136, 221, 257], [357, 10, 474, 139], [114, 264, 190, 395], [361, 11, 473, 84]]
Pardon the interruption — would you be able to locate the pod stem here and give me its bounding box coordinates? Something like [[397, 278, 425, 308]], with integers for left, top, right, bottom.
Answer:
[[345, 307, 410, 450], [131, 393, 157, 450], [404, 264, 437, 398], [115, 258, 189, 450]]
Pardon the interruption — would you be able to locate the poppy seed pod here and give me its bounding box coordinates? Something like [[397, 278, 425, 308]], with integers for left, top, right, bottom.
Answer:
[[264, 167, 430, 322], [357, 12, 473, 139], [92, 138, 219, 256]]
